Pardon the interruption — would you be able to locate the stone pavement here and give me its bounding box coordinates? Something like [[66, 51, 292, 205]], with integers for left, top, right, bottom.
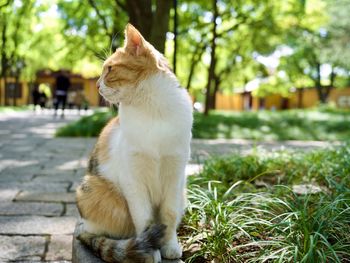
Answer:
[[0, 110, 337, 262]]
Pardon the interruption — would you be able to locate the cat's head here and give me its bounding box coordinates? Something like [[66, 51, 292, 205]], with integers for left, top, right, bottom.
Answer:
[[97, 24, 170, 104]]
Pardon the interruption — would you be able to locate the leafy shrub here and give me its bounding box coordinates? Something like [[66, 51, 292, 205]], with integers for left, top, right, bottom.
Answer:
[[56, 110, 116, 137], [182, 145, 350, 262]]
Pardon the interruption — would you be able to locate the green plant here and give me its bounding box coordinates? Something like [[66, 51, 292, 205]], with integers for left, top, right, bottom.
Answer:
[[55, 110, 116, 137], [181, 145, 350, 262], [56, 108, 350, 140]]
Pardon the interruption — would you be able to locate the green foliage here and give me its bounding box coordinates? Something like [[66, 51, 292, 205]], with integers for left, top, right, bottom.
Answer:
[[182, 145, 350, 262], [0, 106, 30, 112], [56, 108, 350, 141], [193, 145, 350, 191], [2, 0, 349, 103], [55, 110, 116, 137], [192, 109, 350, 140]]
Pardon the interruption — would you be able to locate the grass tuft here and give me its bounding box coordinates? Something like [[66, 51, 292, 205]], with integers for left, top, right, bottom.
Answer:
[[181, 145, 350, 262]]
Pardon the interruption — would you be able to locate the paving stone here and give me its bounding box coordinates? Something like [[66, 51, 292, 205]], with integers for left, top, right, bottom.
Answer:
[[46, 235, 73, 261], [75, 168, 86, 178], [2, 165, 44, 176], [16, 192, 76, 203], [0, 216, 77, 235], [65, 204, 79, 217], [0, 189, 20, 202], [55, 159, 82, 171], [0, 235, 46, 261], [38, 168, 76, 176], [0, 159, 37, 173], [0, 159, 39, 169], [0, 173, 34, 182], [0, 202, 63, 216], [292, 184, 324, 195], [32, 172, 80, 183], [0, 181, 70, 192], [69, 181, 80, 192]]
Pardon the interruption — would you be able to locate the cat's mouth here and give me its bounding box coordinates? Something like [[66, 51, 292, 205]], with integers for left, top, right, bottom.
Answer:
[[98, 83, 121, 103]]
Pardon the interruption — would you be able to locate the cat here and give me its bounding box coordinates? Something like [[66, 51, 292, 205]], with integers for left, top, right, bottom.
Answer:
[[76, 24, 193, 263]]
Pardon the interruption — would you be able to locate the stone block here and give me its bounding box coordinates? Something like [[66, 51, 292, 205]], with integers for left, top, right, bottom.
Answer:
[[0, 202, 63, 216], [69, 181, 80, 192], [0, 216, 77, 235], [1, 181, 70, 192], [46, 235, 73, 261], [0, 235, 46, 261], [0, 173, 34, 182], [32, 172, 80, 183], [0, 189, 20, 202], [66, 204, 80, 217], [16, 192, 76, 203]]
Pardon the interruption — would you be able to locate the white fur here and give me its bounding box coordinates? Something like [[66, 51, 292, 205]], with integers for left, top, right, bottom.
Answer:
[[98, 71, 192, 259]]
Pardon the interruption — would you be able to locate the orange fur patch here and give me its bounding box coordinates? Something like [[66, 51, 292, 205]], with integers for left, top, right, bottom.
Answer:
[[76, 175, 135, 238], [104, 48, 158, 88]]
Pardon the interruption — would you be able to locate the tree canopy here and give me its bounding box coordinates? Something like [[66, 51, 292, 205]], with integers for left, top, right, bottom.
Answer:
[[0, 0, 349, 108]]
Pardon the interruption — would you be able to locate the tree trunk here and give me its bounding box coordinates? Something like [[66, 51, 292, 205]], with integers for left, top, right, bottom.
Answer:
[[125, 0, 152, 40], [315, 62, 324, 103], [1, 22, 8, 106], [150, 0, 172, 54], [126, 0, 171, 53], [172, 0, 178, 74], [212, 75, 221, 109], [315, 62, 332, 104], [186, 43, 206, 90], [297, 88, 304, 108], [204, 0, 218, 116]]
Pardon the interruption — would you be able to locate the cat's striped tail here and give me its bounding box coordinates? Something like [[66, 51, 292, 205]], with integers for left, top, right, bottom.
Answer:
[[77, 224, 166, 263]]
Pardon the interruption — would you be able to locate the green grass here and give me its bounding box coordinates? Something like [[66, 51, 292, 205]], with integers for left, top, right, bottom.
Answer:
[[180, 145, 350, 262], [0, 105, 30, 112], [56, 107, 350, 140], [192, 109, 350, 140], [55, 109, 116, 137]]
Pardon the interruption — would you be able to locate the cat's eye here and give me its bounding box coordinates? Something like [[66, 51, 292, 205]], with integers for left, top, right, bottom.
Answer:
[[107, 66, 112, 73]]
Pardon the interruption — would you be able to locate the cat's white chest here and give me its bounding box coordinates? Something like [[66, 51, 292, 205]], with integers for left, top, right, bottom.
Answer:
[[121, 112, 187, 155]]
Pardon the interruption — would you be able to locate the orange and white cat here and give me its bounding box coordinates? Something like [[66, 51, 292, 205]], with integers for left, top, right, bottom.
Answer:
[[76, 24, 193, 263]]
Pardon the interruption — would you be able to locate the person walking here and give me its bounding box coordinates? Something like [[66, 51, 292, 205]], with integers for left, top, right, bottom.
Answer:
[[32, 86, 40, 111], [54, 71, 71, 118]]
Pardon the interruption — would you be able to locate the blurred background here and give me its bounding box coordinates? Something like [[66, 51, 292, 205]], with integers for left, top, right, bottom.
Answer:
[[0, 0, 349, 113]]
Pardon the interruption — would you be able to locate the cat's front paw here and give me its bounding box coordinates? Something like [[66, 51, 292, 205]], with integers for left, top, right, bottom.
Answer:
[[161, 242, 182, 259]]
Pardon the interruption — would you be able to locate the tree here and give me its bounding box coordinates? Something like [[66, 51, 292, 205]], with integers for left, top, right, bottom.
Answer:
[[203, 0, 219, 115], [126, 0, 172, 53], [58, 0, 172, 57], [190, 0, 286, 114], [276, 0, 350, 103], [0, 0, 36, 105]]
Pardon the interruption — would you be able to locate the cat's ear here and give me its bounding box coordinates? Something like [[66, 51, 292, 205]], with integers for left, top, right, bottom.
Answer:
[[125, 24, 146, 56]]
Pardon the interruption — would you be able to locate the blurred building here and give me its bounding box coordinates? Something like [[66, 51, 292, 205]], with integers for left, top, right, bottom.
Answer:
[[1, 71, 350, 110], [216, 87, 350, 110], [0, 70, 103, 107]]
